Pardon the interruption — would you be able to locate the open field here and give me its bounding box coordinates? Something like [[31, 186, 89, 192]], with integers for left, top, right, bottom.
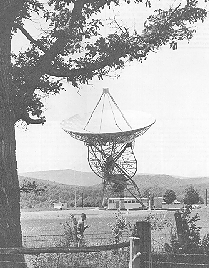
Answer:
[[20, 208, 156, 243], [20, 206, 209, 249], [20, 207, 209, 267], [21, 208, 172, 248], [21, 208, 170, 235]]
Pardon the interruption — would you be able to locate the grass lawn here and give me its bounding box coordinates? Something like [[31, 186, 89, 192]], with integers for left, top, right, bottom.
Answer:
[[21, 207, 209, 268], [20, 206, 209, 249]]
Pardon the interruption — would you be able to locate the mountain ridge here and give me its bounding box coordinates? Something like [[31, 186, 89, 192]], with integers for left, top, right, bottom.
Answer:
[[19, 169, 101, 187], [19, 170, 209, 209], [19, 169, 209, 188]]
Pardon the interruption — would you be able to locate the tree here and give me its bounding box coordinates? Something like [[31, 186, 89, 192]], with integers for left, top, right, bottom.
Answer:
[[184, 185, 200, 205], [20, 180, 46, 194], [163, 189, 176, 204], [0, 0, 207, 267]]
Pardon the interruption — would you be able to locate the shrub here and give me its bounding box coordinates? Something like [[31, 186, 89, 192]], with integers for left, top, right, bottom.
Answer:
[[184, 186, 200, 205], [165, 206, 203, 254], [61, 215, 79, 247], [31, 211, 130, 268], [109, 210, 132, 244], [163, 189, 176, 204]]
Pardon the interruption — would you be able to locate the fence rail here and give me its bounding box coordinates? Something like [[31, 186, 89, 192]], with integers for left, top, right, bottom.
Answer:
[[146, 261, 209, 268], [1, 219, 209, 267], [22, 232, 129, 248], [22, 222, 209, 268], [0, 241, 130, 267], [0, 241, 130, 255]]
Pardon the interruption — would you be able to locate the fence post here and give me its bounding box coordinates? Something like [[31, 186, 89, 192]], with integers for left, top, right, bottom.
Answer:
[[130, 221, 151, 268], [174, 210, 184, 244], [174, 210, 189, 245]]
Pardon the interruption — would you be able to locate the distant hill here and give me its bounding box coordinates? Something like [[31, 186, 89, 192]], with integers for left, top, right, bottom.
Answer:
[[134, 174, 181, 189], [19, 169, 209, 189], [18, 175, 102, 209], [19, 169, 101, 186], [180, 177, 209, 185], [134, 174, 209, 189], [18, 170, 209, 209]]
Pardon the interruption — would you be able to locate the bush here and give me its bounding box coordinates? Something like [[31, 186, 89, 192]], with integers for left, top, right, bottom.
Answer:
[[109, 211, 132, 244], [61, 215, 79, 247], [163, 189, 176, 204], [31, 211, 130, 268], [165, 206, 204, 254], [184, 186, 200, 205]]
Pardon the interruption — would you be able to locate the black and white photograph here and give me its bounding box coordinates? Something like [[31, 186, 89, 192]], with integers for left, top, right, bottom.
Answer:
[[1, 0, 209, 267]]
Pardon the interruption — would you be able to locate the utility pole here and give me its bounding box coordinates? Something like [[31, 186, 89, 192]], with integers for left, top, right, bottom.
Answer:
[[148, 191, 151, 210], [74, 189, 77, 209], [206, 189, 208, 206], [81, 192, 84, 208]]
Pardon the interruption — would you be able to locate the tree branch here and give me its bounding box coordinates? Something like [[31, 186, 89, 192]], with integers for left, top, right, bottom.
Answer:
[[46, 50, 147, 79], [15, 23, 47, 52], [23, 0, 86, 85], [46, 56, 126, 78], [13, 0, 87, 118], [20, 113, 46, 125], [15, 0, 207, 116]]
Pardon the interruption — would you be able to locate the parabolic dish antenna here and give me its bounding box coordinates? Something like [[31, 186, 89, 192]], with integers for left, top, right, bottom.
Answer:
[[61, 88, 156, 207]]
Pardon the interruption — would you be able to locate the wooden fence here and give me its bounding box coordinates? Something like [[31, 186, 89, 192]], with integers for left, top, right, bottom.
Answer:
[[0, 241, 130, 268], [0, 221, 209, 267], [0, 221, 149, 268], [22, 231, 126, 247], [129, 221, 209, 268]]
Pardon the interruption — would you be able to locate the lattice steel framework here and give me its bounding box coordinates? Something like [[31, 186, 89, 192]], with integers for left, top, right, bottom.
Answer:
[[87, 141, 144, 204], [62, 89, 155, 207]]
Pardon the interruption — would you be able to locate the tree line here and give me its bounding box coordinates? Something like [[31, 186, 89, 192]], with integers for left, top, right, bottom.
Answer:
[[20, 178, 205, 209]]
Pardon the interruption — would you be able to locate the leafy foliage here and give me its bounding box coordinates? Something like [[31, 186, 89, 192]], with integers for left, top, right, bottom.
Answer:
[[61, 214, 82, 247], [20, 179, 46, 194], [145, 212, 173, 231], [31, 211, 130, 267], [202, 233, 209, 254], [109, 211, 132, 243], [184, 185, 200, 205], [163, 189, 176, 204], [19, 176, 103, 208], [19, 172, 209, 209], [165, 205, 203, 254], [7, 0, 207, 125]]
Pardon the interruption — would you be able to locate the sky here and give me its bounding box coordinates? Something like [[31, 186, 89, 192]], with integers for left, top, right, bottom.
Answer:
[[14, 1, 209, 177]]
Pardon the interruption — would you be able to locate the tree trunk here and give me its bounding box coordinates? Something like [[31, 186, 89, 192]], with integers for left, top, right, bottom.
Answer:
[[0, 14, 26, 268]]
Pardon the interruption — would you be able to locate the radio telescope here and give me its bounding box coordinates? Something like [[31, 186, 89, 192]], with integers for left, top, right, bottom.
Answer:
[[61, 88, 155, 207]]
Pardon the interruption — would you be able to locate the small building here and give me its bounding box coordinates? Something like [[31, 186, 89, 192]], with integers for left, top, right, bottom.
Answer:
[[53, 202, 67, 210], [107, 197, 163, 210], [107, 197, 141, 210]]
